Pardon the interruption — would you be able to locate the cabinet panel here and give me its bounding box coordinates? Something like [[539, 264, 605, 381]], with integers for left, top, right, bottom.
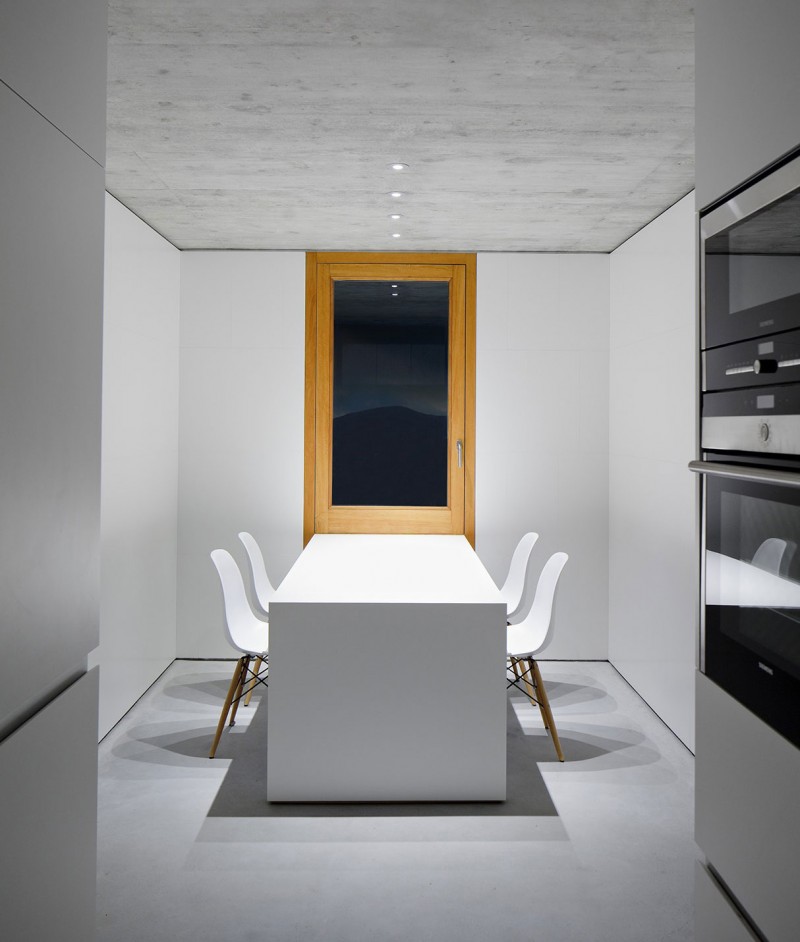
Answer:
[[0, 671, 98, 941], [696, 672, 800, 942], [0, 84, 104, 731], [696, 0, 800, 209], [695, 862, 759, 942], [0, 0, 107, 163]]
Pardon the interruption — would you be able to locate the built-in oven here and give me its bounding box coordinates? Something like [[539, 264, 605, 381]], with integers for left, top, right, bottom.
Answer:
[[695, 457, 800, 749], [692, 149, 800, 750]]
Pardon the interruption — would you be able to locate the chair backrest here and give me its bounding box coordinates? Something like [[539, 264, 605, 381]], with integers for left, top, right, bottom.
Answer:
[[506, 551, 568, 658], [210, 548, 266, 652], [500, 531, 539, 617], [751, 537, 795, 577], [238, 531, 275, 616]]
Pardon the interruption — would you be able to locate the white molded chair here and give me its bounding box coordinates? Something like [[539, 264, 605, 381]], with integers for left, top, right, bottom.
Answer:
[[500, 531, 539, 621], [751, 537, 796, 577], [208, 548, 269, 759], [238, 531, 275, 617], [237, 531, 276, 705], [506, 551, 568, 762]]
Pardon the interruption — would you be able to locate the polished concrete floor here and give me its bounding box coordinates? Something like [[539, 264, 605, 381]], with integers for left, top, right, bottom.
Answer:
[[96, 660, 697, 941]]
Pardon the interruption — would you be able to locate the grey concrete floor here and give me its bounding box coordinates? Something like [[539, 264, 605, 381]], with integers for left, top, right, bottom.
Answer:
[[96, 660, 697, 941]]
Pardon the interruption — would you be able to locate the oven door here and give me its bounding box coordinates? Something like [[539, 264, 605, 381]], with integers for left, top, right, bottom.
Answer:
[[693, 459, 800, 748]]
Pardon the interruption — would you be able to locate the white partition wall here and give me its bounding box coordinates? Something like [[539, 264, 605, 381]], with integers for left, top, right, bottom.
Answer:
[[93, 196, 181, 739], [608, 193, 696, 750], [178, 252, 612, 659], [475, 254, 610, 659], [178, 252, 307, 656]]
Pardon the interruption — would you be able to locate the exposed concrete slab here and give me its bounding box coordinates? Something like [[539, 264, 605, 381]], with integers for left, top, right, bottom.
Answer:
[[107, 0, 694, 251]]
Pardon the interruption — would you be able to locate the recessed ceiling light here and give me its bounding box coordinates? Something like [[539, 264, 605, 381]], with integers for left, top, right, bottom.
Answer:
[[392, 232, 401, 238], [392, 292, 399, 296], [389, 191, 403, 199], [391, 284, 398, 288], [390, 163, 409, 171], [389, 213, 402, 220]]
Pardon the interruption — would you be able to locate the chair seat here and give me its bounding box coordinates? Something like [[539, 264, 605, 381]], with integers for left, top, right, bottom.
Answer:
[[235, 621, 269, 658]]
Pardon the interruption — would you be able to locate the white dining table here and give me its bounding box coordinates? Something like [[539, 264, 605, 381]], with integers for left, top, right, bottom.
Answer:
[[267, 534, 507, 802]]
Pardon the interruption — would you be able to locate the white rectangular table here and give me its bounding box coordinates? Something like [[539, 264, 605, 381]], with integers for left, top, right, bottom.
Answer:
[[267, 534, 507, 801]]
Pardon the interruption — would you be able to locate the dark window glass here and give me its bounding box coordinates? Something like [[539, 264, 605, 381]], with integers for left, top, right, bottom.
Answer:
[[332, 280, 449, 506]]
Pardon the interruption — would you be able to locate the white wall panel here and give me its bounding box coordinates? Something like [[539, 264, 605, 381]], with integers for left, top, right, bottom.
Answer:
[[178, 252, 306, 656], [696, 0, 800, 209], [475, 254, 610, 659], [0, 0, 107, 164], [608, 193, 696, 750], [0, 670, 99, 942], [178, 252, 610, 659], [93, 196, 181, 738], [0, 83, 104, 732]]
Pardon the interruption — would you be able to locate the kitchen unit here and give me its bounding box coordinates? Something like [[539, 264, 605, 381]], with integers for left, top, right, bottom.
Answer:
[[694, 4, 800, 938]]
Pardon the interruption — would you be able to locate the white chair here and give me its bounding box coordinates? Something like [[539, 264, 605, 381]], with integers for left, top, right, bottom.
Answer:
[[208, 548, 269, 759], [751, 537, 796, 577], [500, 531, 539, 621], [238, 530, 275, 617], [238, 531, 276, 705], [506, 551, 568, 762]]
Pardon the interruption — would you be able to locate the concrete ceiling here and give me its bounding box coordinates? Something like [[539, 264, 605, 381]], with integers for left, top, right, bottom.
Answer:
[[106, 0, 694, 252]]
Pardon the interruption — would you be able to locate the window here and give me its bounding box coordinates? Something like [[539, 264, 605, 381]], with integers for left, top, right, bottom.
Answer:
[[304, 253, 476, 544]]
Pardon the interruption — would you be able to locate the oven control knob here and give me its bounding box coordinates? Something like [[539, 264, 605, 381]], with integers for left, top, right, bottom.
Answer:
[[754, 358, 778, 374], [760, 422, 771, 442]]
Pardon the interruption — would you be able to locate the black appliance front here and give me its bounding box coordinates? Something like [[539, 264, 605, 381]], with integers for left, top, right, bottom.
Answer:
[[702, 459, 800, 749], [697, 151, 800, 748], [703, 153, 800, 351]]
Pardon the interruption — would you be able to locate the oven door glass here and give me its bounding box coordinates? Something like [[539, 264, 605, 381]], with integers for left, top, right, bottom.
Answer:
[[704, 472, 800, 747]]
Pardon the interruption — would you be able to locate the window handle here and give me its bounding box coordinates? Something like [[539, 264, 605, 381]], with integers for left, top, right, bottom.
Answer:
[[457, 439, 463, 469]]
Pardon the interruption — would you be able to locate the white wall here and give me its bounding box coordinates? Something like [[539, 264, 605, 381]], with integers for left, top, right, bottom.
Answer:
[[476, 254, 610, 658], [92, 195, 181, 738], [178, 252, 611, 659], [608, 193, 697, 751], [178, 252, 307, 656]]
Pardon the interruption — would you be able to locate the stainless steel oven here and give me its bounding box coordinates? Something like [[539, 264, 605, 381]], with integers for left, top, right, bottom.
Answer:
[[694, 457, 800, 749], [692, 150, 800, 750]]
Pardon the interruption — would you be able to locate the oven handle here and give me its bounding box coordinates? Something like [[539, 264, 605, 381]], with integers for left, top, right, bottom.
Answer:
[[688, 459, 800, 487]]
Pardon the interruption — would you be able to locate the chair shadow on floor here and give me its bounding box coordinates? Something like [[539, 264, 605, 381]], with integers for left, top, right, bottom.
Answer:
[[113, 671, 660, 816], [205, 685, 653, 818]]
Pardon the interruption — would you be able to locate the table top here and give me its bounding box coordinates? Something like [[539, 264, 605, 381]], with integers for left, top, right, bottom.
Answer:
[[273, 533, 503, 605]]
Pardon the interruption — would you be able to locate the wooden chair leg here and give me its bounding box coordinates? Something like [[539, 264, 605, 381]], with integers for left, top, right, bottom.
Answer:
[[532, 660, 565, 762], [209, 657, 246, 759], [517, 657, 538, 707], [228, 655, 250, 728], [524, 658, 548, 730], [243, 655, 262, 706]]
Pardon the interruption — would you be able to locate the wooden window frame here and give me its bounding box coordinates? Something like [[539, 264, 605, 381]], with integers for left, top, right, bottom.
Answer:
[[304, 252, 476, 546]]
